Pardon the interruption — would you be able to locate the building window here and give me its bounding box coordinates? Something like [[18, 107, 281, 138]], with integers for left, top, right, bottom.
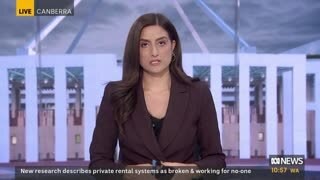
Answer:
[[11, 136, 17, 145], [306, 74, 315, 102], [258, 132, 264, 141], [75, 134, 81, 144], [193, 66, 211, 88]]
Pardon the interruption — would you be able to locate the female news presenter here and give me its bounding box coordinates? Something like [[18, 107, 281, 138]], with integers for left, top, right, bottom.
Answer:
[[89, 13, 225, 171]]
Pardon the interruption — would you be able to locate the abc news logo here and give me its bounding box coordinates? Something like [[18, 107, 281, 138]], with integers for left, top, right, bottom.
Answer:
[[269, 155, 304, 166]]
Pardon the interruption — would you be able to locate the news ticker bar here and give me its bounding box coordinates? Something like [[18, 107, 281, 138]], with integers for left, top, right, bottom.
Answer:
[[14, 166, 306, 180], [16, 0, 74, 16]]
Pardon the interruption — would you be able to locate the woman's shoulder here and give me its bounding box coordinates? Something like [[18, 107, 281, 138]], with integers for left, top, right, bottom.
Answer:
[[189, 78, 210, 92], [187, 80, 215, 106], [103, 80, 122, 94], [105, 80, 121, 87]]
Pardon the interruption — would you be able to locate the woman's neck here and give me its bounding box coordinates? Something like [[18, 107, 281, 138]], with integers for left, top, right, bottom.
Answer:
[[142, 71, 171, 92]]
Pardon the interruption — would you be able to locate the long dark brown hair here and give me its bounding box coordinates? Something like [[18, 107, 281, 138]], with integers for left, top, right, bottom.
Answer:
[[111, 13, 195, 134]]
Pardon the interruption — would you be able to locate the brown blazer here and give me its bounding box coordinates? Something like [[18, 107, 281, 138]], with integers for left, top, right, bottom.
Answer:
[[89, 75, 226, 169]]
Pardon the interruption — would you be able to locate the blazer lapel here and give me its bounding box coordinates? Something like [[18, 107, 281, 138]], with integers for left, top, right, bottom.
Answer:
[[158, 75, 189, 151], [131, 81, 166, 160]]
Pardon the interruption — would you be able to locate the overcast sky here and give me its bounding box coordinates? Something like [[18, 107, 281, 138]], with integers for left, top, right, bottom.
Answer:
[[1, 0, 320, 58]]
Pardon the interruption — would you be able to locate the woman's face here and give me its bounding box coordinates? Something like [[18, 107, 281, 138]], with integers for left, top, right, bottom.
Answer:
[[139, 25, 176, 75]]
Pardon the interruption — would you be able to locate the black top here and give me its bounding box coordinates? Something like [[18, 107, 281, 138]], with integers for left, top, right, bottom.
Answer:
[[150, 114, 164, 141]]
